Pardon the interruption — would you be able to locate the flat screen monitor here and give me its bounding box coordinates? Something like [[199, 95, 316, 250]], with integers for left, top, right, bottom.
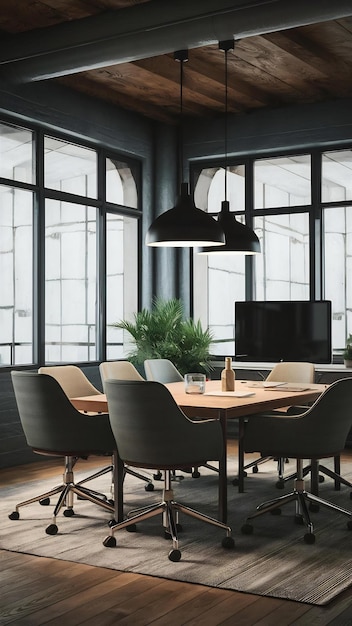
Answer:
[[235, 300, 332, 363]]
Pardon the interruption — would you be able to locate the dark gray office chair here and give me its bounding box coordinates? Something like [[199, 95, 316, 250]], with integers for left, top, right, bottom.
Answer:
[[144, 358, 183, 383], [9, 371, 116, 535], [144, 357, 217, 479], [103, 379, 234, 561], [99, 360, 154, 491], [242, 361, 316, 483], [144, 358, 186, 480], [241, 378, 352, 544], [39, 364, 116, 500]]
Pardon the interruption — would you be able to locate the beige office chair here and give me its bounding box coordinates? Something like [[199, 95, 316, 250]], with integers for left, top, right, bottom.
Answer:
[[242, 361, 315, 484], [41, 364, 153, 493], [103, 379, 234, 561], [38, 365, 115, 502], [99, 360, 144, 389], [10, 371, 115, 535], [241, 378, 352, 544]]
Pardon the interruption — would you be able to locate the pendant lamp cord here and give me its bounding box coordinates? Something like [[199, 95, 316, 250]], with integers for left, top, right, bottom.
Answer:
[[174, 50, 188, 190], [180, 56, 184, 187], [224, 46, 228, 203], [219, 40, 234, 205]]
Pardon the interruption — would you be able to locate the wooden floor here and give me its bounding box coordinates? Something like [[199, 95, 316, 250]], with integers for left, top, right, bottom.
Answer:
[[2, 445, 352, 625]]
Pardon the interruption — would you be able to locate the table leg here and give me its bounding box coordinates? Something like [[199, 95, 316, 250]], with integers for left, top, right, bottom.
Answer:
[[113, 450, 124, 522], [238, 417, 245, 493], [218, 410, 227, 524]]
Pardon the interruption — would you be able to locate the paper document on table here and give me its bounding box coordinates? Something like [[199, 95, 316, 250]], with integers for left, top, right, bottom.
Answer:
[[204, 391, 256, 397], [264, 383, 311, 392]]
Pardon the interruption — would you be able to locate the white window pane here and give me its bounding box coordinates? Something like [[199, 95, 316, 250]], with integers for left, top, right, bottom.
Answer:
[[254, 213, 309, 300], [254, 155, 311, 209], [0, 122, 34, 184], [106, 213, 138, 358], [0, 185, 33, 365], [322, 150, 352, 203], [45, 200, 97, 362], [106, 158, 138, 208], [324, 206, 352, 352], [44, 136, 97, 198]]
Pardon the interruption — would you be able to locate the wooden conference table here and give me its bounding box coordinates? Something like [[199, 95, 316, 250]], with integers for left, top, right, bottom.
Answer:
[[71, 379, 326, 524]]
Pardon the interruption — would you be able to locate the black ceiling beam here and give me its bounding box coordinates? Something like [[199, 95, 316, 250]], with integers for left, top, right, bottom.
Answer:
[[0, 0, 351, 83]]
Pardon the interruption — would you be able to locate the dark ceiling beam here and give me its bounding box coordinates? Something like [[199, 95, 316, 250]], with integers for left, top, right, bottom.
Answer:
[[0, 0, 351, 82]]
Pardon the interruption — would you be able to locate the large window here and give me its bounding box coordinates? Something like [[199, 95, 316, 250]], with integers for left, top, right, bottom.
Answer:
[[0, 186, 33, 365], [193, 148, 352, 360], [324, 205, 352, 352], [45, 200, 97, 363], [0, 120, 140, 367]]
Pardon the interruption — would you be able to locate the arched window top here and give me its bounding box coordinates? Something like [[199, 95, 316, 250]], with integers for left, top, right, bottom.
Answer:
[[106, 158, 138, 208], [194, 165, 245, 213]]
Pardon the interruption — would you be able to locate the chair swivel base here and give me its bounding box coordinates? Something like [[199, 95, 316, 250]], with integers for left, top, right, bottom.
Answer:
[[9, 458, 115, 535], [103, 471, 234, 561], [241, 474, 352, 544]]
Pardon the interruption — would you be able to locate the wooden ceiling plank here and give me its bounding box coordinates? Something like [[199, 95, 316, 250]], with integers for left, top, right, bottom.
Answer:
[[262, 27, 352, 80], [59, 75, 177, 124], [235, 36, 334, 100]]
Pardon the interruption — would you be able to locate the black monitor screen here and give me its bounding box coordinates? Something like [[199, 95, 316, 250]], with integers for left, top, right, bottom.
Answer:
[[235, 300, 332, 363]]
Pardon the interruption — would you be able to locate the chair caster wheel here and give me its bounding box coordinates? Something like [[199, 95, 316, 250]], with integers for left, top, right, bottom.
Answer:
[[241, 523, 253, 535], [222, 536, 235, 549], [126, 523, 137, 532], [270, 508, 281, 516], [294, 514, 304, 525], [168, 548, 181, 562], [103, 535, 116, 548], [192, 470, 201, 478], [63, 508, 75, 517], [252, 465, 259, 474], [9, 511, 20, 520], [46, 523, 58, 535], [309, 503, 320, 513], [145, 483, 154, 491], [275, 480, 285, 489], [108, 518, 116, 528], [347, 520, 352, 530], [304, 532, 316, 544], [319, 475, 325, 483], [39, 497, 50, 506], [153, 472, 162, 481]]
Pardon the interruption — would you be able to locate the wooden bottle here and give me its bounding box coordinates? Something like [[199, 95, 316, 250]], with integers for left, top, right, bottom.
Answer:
[[221, 357, 235, 391]]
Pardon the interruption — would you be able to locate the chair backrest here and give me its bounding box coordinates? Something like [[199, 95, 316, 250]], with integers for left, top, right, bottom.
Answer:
[[144, 359, 183, 383], [38, 365, 100, 398], [247, 378, 352, 459], [104, 379, 222, 468], [99, 361, 144, 392], [266, 361, 315, 384], [11, 371, 114, 454]]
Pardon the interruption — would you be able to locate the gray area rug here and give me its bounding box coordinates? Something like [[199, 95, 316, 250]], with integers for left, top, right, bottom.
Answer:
[[1, 454, 352, 606]]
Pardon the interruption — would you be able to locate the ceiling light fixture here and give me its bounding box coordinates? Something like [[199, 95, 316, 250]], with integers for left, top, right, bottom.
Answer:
[[197, 40, 260, 255], [145, 50, 225, 248]]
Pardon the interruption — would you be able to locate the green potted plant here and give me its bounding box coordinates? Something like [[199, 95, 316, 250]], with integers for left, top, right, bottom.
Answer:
[[111, 298, 214, 376], [343, 335, 352, 368]]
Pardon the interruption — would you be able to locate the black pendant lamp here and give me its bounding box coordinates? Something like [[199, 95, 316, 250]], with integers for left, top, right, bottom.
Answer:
[[145, 50, 225, 248], [198, 41, 260, 256]]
